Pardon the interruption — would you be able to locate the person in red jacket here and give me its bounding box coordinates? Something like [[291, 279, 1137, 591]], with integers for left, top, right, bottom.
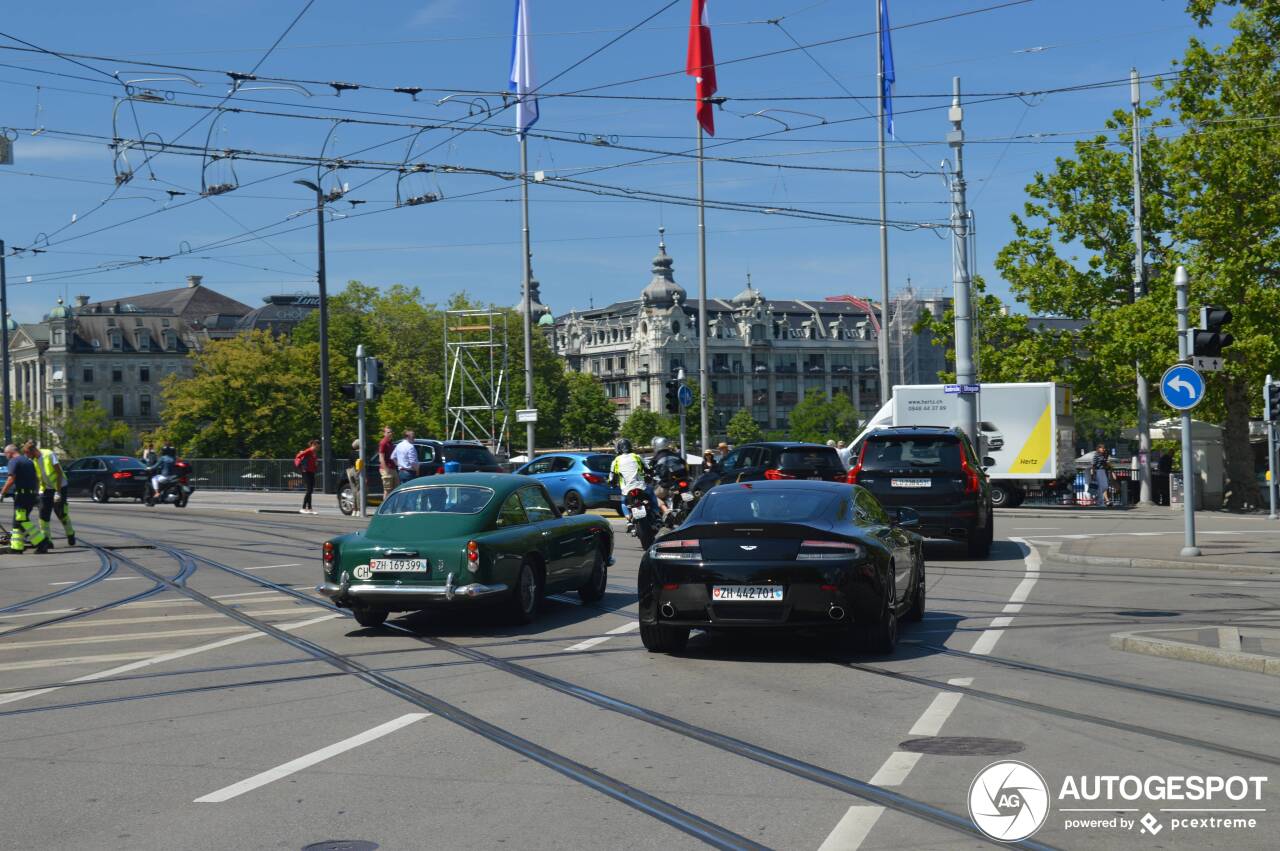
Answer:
[[295, 439, 320, 514]]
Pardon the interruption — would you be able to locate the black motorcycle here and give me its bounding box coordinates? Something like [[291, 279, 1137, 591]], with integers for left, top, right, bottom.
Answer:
[[660, 475, 695, 529], [625, 486, 661, 549], [146, 460, 194, 508]]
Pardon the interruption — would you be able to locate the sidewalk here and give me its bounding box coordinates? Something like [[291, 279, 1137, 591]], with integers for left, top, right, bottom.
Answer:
[[1051, 532, 1280, 574]]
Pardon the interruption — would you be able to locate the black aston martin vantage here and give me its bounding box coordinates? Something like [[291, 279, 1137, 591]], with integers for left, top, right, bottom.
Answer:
[[637, 480, 925, 654]]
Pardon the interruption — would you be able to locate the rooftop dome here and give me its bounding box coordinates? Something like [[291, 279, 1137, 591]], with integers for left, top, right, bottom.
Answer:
[[731, 273, 763, 306], [4, 313, 17, 332], [47, 297, 71, 320], [640, 227, 686, 308], [537, 312, 554, 326]]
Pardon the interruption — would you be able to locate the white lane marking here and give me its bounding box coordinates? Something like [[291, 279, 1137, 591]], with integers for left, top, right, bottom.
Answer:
[[194, 713, 430, 803], [967, 538, 1039, 658], [564, 621, 639, 653], [34, 608, 311, 631], [1010, 527, 1060, 530], [818, 807, 882, 851], [1, 625, 275, 651], [0, 652, 164, 673], [0, 591, 297, 620], [908, 692, 965, 738], [49, 576, 143, 586], [242, 563, 299, 571], [0, 614, 338, 707], [868, 751, 921, 787]]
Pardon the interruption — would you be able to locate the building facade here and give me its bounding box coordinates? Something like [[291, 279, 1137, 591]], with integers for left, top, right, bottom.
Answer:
[[546, 231, 902, 432]]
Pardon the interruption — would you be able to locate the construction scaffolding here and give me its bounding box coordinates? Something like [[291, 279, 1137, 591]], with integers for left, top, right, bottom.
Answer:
[[443, 309, 510, 453], [888, 286, 951, 387]]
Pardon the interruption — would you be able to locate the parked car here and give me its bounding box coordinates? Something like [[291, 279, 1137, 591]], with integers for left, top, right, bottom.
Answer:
[[637, 479, 924, 654], [337, 440, 504, 515], [319, 473, 614, 627], [65, 455, 151, 502], [690, 441, 847, 497], [512, 452, 620, 515], [847, 425, 994, 557]]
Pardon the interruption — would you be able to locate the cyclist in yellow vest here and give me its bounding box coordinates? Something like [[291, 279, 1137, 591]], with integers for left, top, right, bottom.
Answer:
[[24, 441, 74, 546]]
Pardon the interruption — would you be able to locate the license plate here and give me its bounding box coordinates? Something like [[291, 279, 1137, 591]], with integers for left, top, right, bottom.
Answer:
[[809, 475, 823, 480], [681, 492, 694, 502], [891, 478, 932, 488], [712, 585, 784, 602], [631, 506, 647, 519], [369, 558, 430, 573]]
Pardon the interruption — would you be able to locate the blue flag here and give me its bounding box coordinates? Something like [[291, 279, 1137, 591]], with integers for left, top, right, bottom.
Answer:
[[880, 0, 895, 137], [508, 0, 538, 136]]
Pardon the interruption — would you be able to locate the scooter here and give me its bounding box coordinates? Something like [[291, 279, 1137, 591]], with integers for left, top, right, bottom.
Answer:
[[146, 460, 194, 508]]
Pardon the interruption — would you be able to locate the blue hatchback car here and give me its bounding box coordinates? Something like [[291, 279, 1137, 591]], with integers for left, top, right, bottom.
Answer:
[[512, 452, 621, 515]]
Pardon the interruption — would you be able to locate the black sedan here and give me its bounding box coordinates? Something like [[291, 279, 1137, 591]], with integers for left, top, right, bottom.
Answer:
[[637, 480, 924, 654], [65, 455, 151, 502]]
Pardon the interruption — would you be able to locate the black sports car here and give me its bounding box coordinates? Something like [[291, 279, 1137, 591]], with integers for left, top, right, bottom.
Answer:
[[637, 480, 924, 655]]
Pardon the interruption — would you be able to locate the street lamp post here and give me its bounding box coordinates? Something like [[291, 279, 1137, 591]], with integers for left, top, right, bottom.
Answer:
[[295, 179, 334, 494]]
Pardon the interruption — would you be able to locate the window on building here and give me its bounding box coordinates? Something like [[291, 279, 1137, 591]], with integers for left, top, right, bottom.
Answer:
[[107, 317, 116, 328], [163, 330, 177, 350], [140, 367, 150, 383], [112, 395, 125, 417], [82, 367, 94, 383], [83, 394, 95, 408], [52, 330, 63, 346], [109, 331, 122, 351], [137, 329, 150, 350], [162, 318, 171, 328], [139, 394, 151, 417], [604, 357, 613, 373], [112, 368, 123, 383]]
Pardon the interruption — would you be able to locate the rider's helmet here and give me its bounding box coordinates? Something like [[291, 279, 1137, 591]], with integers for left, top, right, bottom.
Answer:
[[651, 436, 669, 453], [162, 445, 176, 457], [615, 438, 632, 455]]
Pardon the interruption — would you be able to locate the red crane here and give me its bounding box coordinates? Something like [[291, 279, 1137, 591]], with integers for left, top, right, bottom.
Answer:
[[824, 295, 882, 334]]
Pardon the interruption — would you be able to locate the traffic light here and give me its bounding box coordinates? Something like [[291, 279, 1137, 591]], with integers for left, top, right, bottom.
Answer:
[[339, 382, 358, 399], [664, 380, 680, 414], [1188, 306, 1234, 359], [364, 357, 384, 400], [1266, 381, 1280, 424]]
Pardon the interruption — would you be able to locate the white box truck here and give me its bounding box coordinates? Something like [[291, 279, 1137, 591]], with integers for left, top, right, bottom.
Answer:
[[854, 382, 1075, 507]]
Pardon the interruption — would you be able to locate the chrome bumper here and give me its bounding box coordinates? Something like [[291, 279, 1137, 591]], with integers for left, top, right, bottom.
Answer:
[[317, 572, 508, 605]]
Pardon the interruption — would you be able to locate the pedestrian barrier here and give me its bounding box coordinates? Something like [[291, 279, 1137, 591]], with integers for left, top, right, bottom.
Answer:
[[182, 458, 314, 491]]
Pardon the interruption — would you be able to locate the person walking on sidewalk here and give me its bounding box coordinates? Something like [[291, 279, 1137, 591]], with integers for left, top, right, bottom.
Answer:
[[377, 425, 396, 495], [295, 439, 320, 514], [1091, 443, 1113, 508], [140, 441, 158, 467], [25, 441, 74, 546], [0, 444, 51, 553], [391, 430, 420, 485]]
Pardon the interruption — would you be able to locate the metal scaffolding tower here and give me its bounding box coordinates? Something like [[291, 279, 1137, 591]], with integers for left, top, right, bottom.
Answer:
[[443, 309, 510, 453]]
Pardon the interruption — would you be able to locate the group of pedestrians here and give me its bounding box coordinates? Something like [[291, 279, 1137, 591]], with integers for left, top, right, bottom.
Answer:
[[295, 426, 427, 514], [0, 440, 74, 554]]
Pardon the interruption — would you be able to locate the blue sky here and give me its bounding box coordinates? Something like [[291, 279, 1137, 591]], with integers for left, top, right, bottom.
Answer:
[[0, 0, 1227, 323]]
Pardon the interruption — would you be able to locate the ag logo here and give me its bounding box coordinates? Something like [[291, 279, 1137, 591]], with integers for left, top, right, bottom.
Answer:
[[353, 564, 372, 581], [968, 760, 1050, 842]]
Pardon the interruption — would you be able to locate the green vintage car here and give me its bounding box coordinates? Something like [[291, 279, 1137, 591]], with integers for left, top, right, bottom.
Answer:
[[318, 473, 614, 628]]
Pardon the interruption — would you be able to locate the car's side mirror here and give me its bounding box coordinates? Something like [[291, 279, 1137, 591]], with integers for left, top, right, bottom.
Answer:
[[893, 507, 920, 529], [983, 457, 996, 468]]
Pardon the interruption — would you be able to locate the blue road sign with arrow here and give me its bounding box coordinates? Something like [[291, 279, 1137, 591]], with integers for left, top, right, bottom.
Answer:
[[1160, 364, 1205, 411], [678, 384, 694, 408]]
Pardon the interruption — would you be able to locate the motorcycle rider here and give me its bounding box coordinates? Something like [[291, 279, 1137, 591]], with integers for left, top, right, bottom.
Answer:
[[649, 437, 688, 525], [149, 445, 178, 504], [608, 438, 649, 532], [24, 441, 74, 547]]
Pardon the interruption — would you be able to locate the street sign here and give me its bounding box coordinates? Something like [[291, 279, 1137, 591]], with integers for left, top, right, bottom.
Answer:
[[1191, 355, 1223, 372], [515, 408, 538, 423], [677, 384, 693, 408], [944, 384, 961, 394], [1159, 364, 1205, 411], [944, 383, 980, 395]]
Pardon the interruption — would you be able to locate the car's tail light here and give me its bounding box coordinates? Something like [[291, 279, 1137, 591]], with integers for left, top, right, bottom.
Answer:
[[763, 468, 794, 480], [582, 472, 605, 484], [959, 451, 980, 494], [466, 539, 479, 571], [661, 583, 680, 590], [652, 539, 702, 560], [322, 541, 336, 566], [847, 443, 868, 485], [112, 471, 132, 479], [628, 488, 647, 499], [436, 466, 445, 474], [796, 540, 865, 561]]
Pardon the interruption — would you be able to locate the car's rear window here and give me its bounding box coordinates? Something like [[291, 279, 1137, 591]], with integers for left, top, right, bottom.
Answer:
[[109, 457, 149, 470], [861, 437, 961, 471], [779, 448, 843, 470], [697, 489, 837, 523], [584, 454, 613, 473], [443, 446, 498, 466], [379, 485, 494, 515]]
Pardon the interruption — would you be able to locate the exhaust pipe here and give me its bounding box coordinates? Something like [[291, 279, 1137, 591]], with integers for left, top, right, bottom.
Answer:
[[660, 602, 676, 619], [828, 604, 846, 621]]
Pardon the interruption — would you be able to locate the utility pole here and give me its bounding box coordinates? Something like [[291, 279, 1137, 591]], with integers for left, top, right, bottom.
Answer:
[[875, 0, 891, 406], [294, 179, 334, 495], [696, 124, 710, 452], [677, 367, 688, 462], [356, 345, 367, 518], [1266, 375, 1277, 521], [519, 135, 536, 462], [1131, 68, 1153, 506], [947, 77, 978, 448], [0, 240, 11, 445], [1174, 266, 1200, 556]]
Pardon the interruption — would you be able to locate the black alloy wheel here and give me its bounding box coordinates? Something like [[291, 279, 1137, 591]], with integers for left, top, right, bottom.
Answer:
[[967, 513, 994, 558], [508, 560, 542, 624], [858, 568, 898, 654], [578, 546, 607, 603], [904, 559, 926, 622], [352, 607, 388, 629], [563, 490, 584, 515], [92, 482, 109, 503]]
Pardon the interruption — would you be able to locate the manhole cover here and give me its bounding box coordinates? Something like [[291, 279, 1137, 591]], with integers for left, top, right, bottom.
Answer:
[[898, 736, 1024, 756], [1115, 610, 1179, 618], [1191, 593, 1257, 600], [302, 842, 379, 851]]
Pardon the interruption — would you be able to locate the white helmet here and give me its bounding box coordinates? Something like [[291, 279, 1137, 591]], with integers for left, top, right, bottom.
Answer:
[[652, 436, 669, 452]]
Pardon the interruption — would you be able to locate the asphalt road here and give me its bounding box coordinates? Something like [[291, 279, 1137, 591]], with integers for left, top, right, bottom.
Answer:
[[0, 498, 1277, 851]]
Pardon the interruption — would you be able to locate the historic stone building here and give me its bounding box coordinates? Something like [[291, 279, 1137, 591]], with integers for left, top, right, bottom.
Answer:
[[543, 230, 897, 432]]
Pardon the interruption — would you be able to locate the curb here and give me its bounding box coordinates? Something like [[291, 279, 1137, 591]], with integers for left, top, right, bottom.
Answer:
[[995, 509, 1175, 520], [1050, 550, 1279, 575], [1110, 629, 1280, 677]]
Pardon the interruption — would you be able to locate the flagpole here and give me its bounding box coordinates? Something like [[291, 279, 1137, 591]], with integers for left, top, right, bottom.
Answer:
[[875, 0, 891, 406], [520, 133, 535, 461], [697, 120, 710, 452]]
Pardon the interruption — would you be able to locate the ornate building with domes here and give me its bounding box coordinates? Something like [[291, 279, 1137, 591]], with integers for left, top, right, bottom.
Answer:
[[547, 230, 894, 433]]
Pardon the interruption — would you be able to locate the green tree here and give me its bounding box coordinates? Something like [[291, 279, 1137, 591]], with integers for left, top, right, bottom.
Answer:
[[621, 408, 679, 448], [787, 393, 861, 444], [725, 409, 763, 445], [158, 330, 319, 457], [52, 401, 134, 458], [560, 373, 619, 448]]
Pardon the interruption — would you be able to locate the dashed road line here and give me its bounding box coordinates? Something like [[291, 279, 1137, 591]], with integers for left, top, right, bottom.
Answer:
[[565, 621, 639, 652]]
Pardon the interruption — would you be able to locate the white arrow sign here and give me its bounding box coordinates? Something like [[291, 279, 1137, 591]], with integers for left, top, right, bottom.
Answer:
[[1168, 376, 1198, 400]]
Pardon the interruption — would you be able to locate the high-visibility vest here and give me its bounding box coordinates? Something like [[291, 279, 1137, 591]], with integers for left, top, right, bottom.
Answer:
[[34, 449, 63, 492]]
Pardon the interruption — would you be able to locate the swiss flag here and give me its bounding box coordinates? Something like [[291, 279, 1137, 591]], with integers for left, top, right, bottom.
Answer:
[[685, 0, 717, 135]]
